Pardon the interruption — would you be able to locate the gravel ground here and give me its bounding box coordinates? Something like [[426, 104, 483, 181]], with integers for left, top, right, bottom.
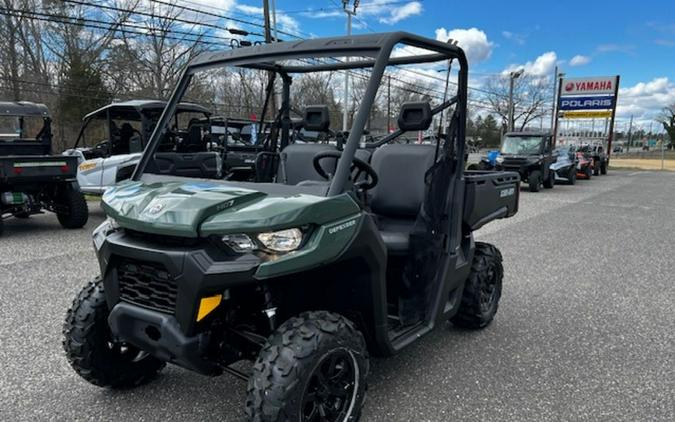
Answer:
[[1, 170, 673, 421]]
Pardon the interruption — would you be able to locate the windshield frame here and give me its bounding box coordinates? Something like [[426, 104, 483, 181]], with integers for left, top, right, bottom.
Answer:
[[131, 32, 469, 197]]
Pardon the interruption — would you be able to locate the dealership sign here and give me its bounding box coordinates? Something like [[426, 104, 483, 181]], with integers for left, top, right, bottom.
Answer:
[[560, 110, 613, 119], [559, 95, 615, 111], [561, 76, 618, 95]]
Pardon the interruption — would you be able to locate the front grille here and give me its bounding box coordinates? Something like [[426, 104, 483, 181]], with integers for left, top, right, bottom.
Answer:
[[117, 260, 177, 313]]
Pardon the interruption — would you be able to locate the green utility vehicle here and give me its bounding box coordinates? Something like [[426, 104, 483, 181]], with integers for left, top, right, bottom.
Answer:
[[62, 33, 520, 421]]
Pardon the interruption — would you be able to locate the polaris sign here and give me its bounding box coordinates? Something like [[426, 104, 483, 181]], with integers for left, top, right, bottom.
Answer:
[[559, 95, 615, 111]]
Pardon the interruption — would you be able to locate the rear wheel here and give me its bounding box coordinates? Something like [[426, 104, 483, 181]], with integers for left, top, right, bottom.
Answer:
[[246, 311, 369, 422], [451, 242, 503, 329], [585, 165, 592, 179], [467, 163, 480, 171], [543, 170, 555, 189], [63, 277, 165, 388], [528, 170, 541, 192], [56, 186, 88, 229], [593, 160, 600, 175]]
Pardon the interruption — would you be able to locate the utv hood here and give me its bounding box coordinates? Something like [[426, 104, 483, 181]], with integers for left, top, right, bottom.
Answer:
[[102, 180, 359, 237]]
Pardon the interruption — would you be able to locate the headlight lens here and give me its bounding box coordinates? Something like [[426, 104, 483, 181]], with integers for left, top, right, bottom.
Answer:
[[221, 234, 256, 253], [257, 228, 303, 252]]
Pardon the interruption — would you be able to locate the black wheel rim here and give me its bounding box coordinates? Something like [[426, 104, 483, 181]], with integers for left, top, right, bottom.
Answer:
[[479, 265, 499, 314], [302, 349, 358, 422]]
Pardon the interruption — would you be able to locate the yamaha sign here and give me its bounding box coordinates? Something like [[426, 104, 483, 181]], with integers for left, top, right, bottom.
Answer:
[[559, 95, 614, 111], [561, 76, 618, 95]]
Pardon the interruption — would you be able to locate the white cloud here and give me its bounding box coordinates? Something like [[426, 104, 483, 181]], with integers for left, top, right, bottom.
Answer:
[[378, 1, 423, 25], [503, 51, 557, 77], [435, 27, 494, 64], [502, 30, 526, 45], [569, 54, 591, 66], [616, 77, 675, 121]]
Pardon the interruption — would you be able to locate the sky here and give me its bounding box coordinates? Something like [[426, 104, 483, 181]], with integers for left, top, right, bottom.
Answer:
[[193, 0, 675, 131]]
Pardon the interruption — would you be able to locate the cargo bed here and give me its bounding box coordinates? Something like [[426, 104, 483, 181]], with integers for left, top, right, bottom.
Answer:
[[0, 155, 78, 184], [463, 170, 520, 230]]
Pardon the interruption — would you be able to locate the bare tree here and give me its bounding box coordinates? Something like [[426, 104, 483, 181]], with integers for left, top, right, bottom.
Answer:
[[484, 74, 550, 132], [656, 104, 675, 146], [113, 0, 206, 99]]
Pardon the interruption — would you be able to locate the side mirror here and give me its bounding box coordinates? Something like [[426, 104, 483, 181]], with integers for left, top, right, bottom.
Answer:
[[397, 102, 432, 131]]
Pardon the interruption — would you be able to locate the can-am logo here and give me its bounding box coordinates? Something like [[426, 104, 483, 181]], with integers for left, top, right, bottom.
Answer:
[[147, 203, 164, 215]]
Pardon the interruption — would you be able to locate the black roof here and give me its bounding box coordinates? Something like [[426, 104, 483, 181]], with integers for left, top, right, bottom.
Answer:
[[0, 101, 50, 117], [189, 32, 465, 73], [84, 100, 210, 120]]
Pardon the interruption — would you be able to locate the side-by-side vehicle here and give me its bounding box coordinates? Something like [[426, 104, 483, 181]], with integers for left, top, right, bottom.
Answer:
[[63, 100, 216, 195], [62, 33, 520, 421], [1, 102, 87, 235], [495, 132, 557, 192]]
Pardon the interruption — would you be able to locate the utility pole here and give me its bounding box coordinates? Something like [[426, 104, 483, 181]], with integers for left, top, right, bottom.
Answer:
[[508, 69, 524, 132], [626, 114, 633, 154], [387, 75, 391, 132], [271, 0, 278, 42], [342, 1, 359, 132], [262, 0, 276, 121], [550, 65, 558, 131]]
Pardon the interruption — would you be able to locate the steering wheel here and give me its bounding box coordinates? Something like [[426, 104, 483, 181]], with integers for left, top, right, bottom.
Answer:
[[312, 150, 378, 191]]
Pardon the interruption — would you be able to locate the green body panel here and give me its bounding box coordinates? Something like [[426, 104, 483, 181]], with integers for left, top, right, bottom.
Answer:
[[102, 180, 361, 240], [255, 213, 363, 279]]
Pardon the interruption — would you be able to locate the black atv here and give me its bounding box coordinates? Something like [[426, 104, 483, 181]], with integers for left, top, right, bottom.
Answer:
[[0, 101, 87, 235], [62, 33, 520, 420], [495, 132, 557, 192]]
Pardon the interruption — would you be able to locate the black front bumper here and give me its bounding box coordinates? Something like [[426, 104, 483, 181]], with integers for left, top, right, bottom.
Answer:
[[98, 230, 260, 337], [108, 302, 220, 375]]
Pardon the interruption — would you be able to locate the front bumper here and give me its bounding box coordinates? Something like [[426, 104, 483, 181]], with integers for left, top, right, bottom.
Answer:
[[98, 230, 260, 337], [108, 302, 220, 375]]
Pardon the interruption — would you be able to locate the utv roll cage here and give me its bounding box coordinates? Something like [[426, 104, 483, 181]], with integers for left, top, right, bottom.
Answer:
[[132, 32, 468, 196], [72, 100, 211, 154], [0, 101, 52, 156]]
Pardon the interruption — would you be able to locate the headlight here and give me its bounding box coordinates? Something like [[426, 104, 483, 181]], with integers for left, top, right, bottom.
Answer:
[[92, 217, 119, 250], [496, 156, 504, 164], [257, 228, 303, 252], [221, 234, 256, 253]]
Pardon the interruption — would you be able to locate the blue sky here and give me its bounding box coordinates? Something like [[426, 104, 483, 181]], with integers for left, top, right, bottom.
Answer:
[[199, 0, 675, 128]]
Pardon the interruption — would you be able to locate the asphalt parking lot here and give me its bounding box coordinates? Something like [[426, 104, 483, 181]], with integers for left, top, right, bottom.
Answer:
[[1, 170, 673, 421]]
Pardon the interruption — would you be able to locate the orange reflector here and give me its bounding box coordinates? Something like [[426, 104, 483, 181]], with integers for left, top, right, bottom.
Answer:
[[196, 294, 222, 321]]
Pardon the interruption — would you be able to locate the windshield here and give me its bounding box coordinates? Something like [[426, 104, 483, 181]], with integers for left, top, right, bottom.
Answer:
[[0, 116, 47, 141], [500, 136, 543, 155]]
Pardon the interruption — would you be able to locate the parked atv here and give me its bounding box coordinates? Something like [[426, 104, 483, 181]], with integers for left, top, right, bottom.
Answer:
[[205, 117, 271, 181], [550, 145, 578, 185], [495, 132, 557, 192], [467, 150, 499, 171], [576, 150, 593, 179], [0, 101, 87, 235], [62, 33, 520, 421], [63, 100, 215, 195], [578, 143, 608, 175]]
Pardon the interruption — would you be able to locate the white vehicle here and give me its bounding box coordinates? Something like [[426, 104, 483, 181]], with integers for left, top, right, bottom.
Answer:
[[63, 100, 213, 195]]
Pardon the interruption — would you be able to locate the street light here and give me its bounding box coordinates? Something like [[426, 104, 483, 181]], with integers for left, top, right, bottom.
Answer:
[[342, 0, 360, 132], [508, 69, 524, 132]]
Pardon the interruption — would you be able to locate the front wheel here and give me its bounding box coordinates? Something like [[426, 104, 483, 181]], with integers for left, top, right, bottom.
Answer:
[[593, 160, 600, 176], [528, 170, 541, 192], [246, 311, 369, 422], [601, 161, 607, 175], [585, 165, 592, 179], [56, 186, 89, 229], [451, 242, 503, 329], [568, 167, 577, 185], [62, 277, 165, 388]]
